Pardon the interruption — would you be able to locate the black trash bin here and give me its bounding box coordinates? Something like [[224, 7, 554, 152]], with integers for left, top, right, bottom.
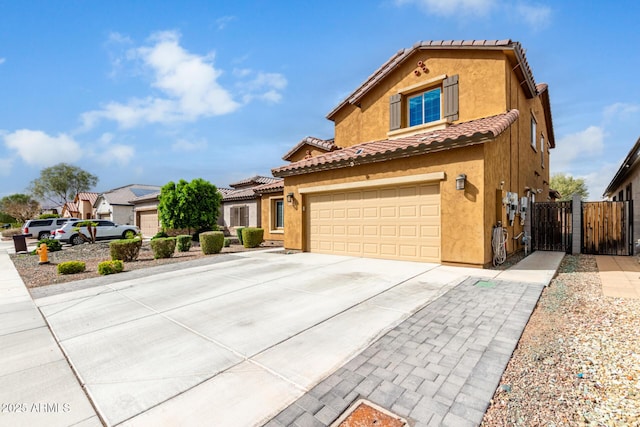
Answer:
[[12, 234, 28, 253]]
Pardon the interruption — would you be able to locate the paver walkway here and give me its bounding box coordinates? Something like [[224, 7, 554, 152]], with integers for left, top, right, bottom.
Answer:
[[595, 255, 640, 299], [266, 252, 564, 427]]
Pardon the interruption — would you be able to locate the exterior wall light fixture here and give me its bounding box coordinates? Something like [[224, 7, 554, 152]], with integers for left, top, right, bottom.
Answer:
[[286, 192, 294, 204], [456, 174, 466, 191]]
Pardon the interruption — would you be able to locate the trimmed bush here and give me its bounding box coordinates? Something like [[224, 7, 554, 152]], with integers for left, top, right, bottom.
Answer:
[[223, 237, 231, 247], [236, 227, 245, 245], [150, 237, 176, 259], [57, 261, 86, 275], [176, 235, 192, 252], [98, 260, 124, 275], [37, 238, 62, 252], [151, 231, 169, 240], [241, 227, 264, 248], [200, 231, 224, 254], [110, 238, 143, 262]]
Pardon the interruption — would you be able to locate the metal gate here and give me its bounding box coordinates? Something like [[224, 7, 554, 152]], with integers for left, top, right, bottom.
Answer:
[[582, 201, 633, 255], [532, 201, 573, 253]]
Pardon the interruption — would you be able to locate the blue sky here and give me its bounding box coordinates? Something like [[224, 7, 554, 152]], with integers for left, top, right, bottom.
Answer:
[[1, 0, 639, 202]]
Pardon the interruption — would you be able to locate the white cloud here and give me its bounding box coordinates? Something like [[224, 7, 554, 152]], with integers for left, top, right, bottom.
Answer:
[[82, 31, 240, 129], [603, 102, 640, 123], [394, 0, 496, 16], [171, 138, 207, 152], [236, 70, 287, 104], [515, 3, 551, 29], [215, 16, 235, 31], [89, 133, 135, 166], [4, 130, 82, 166], [551, 126, 605, 173]]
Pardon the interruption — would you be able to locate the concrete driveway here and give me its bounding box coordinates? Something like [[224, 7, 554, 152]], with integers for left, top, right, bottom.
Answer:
[[34, 250, 499, 426]]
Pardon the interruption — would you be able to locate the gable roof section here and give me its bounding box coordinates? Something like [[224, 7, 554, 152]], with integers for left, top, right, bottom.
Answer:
[[273, 110, 519, 177], [74, 192, 99, 205], [229, 175, 281, 189], [221, 188, 260, 202], [282, 136, 337, 161], [327, 39, 538, 121], [253, 179, 284, 195], [63, 201, 78, 214], [96, 184, 161, 207], [603, 136, 640, 197]]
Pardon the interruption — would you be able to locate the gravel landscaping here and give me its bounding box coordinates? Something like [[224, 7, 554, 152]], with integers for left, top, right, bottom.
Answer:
[[482, 254, 640, 426], [9, 239, 279, 289]]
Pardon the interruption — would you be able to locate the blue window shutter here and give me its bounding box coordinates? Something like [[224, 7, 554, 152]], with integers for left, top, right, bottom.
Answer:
[[389, 94, 402, 130], [443, 75, 459, 121]]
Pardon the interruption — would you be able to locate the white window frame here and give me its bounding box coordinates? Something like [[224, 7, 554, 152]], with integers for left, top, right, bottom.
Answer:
[[530, 115, 537, 151]]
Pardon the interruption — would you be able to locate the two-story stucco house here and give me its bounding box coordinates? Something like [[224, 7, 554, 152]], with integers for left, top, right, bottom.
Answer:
[[272, 39, 555, 267]]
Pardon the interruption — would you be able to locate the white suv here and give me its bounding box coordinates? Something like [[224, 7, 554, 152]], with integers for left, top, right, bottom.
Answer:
[[54, 220, 139, 245], [22, 218, 80, 240]]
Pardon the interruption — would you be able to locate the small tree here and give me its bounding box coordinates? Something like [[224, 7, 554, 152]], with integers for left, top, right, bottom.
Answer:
[[29, 163, 98, 206], [550, 173, 589, 201], [158, 178, 222, 235], [0, 194, 40, 223]]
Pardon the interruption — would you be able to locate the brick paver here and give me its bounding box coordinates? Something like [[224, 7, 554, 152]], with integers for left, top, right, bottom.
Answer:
[[267, 276, 545, 426]]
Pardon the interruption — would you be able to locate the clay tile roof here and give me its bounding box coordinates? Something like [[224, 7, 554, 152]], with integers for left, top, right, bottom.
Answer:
[[253, 179, 284, 195], [228, 175, 281, 189], [327, 40, 537, 120], [273, 110, 519, 177], [221, 188, 260, 202], [75, 192, 99, 205], [282, 136, 337, 161], [64, 202, 78, 213]]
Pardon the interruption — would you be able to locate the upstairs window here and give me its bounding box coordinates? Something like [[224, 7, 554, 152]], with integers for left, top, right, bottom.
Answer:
[[541, 135, 545, 168], [408, 88, 441, 127], [530, 116, 537, 150]]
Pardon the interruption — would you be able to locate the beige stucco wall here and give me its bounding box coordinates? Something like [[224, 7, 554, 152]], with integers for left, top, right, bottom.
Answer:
[[259, 193, 285, 241], [283, 146, 487, 266], [333, 49, 507, 148]]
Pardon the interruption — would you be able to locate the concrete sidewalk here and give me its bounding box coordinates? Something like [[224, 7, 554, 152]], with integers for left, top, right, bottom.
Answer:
[[596, 255, 640, 299], [0, 245, 101, 427]]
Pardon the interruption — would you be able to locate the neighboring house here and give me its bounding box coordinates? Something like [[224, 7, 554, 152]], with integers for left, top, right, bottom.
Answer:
[[61, 192, 99, 219], [253, 179, 285, 242], [130, 191, 161, 238], [94, 184, 161, 225], [272, 39, 555, 267], [219, 176, 283, 235], [603, 136, 640, 249]]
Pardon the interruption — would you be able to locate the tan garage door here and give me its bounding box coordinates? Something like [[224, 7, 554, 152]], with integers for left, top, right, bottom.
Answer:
[[307, 183, 441, 262], [138, 210, 159, 238]]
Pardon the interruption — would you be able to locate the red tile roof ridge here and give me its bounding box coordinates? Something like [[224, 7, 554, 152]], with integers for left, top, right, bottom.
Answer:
[[282, 136, 337, 161], [273, 110, 519, 177]]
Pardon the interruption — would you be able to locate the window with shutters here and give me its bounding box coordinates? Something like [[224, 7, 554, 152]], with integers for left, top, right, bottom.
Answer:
[[230, 205, 249, 227], [389, 74, 458, 134]]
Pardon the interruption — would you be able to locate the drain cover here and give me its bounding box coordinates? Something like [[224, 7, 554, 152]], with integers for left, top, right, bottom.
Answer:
[[475, 280, 496, 288], [330, 399, 407, 427]]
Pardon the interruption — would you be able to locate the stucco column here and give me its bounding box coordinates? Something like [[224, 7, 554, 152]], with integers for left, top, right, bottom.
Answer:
[[572, 194, 582, 255]]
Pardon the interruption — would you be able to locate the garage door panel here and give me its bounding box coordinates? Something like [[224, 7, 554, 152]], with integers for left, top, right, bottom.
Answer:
[[307, 183, 440, 262]]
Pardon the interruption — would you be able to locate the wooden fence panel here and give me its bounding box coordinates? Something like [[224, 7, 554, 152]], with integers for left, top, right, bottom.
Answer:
[[582, 201, 632, 255]]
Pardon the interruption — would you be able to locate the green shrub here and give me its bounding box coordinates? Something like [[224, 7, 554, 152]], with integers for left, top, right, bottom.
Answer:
[[176, 235, 192, 252], [57, 261, 86, 275], [36, 238, 62, 252], [151, 230, 169, 240], [200, 231, 224, 254], [223, 237, 231, 247], [109, 238, 143, 261], [241, 227, 264, 248], [236, 227, 245, 245], [150, 237, 176, 259], [38, 213, 60, 219], [98, 260, 124, 275]]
